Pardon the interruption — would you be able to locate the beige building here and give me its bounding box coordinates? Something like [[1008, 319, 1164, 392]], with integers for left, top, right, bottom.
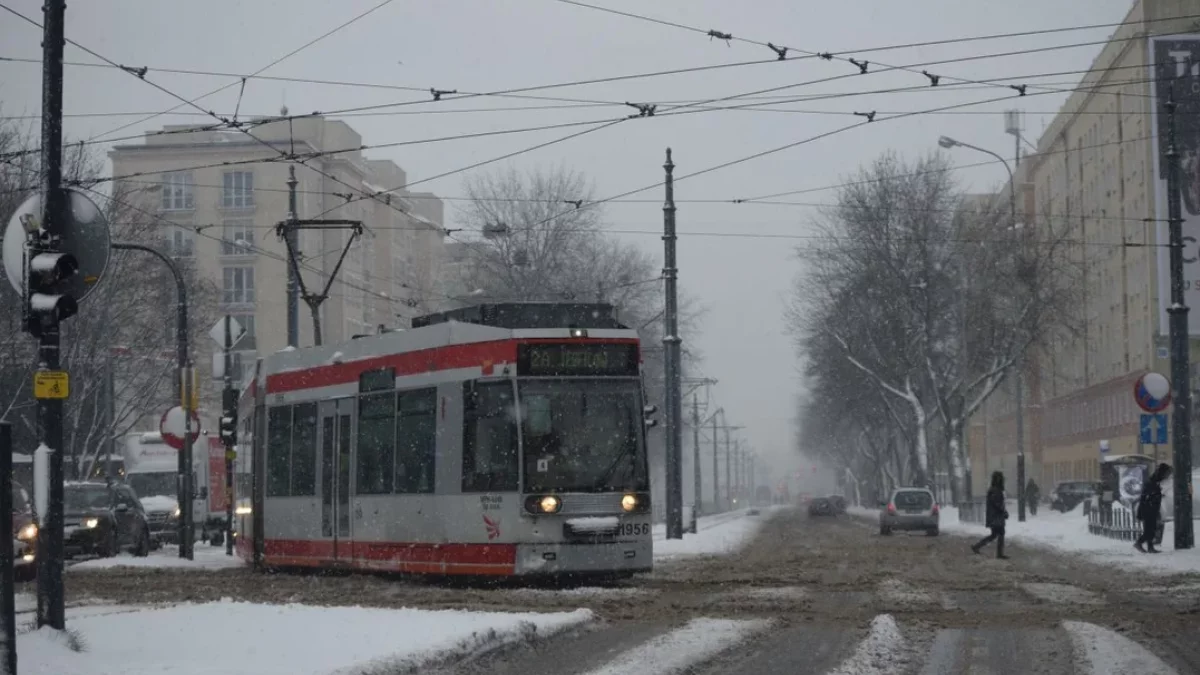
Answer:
[[969, 0, 1200, 494], [109, 116, 447, 412]]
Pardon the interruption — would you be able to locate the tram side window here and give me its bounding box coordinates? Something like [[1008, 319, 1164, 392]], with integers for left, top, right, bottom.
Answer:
[[290, 403, 318, 496], [462, 382, 519, 493], [396, 388, 437, 493], [266, 406, 292, 497], [357, 393, 396, 494]]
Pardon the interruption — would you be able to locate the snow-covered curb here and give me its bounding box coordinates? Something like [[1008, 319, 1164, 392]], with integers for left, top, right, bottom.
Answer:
[[17, 600, 595, 675]]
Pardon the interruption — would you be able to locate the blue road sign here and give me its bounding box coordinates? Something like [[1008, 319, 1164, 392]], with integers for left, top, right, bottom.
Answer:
[[1140, 413, 1168, 445]]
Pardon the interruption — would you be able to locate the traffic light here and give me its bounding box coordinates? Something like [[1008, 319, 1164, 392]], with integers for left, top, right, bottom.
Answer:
[[219, 413, 237, 446], [25, 249, 80, 336]]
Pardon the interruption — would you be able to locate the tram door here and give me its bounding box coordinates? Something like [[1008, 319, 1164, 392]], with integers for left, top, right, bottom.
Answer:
[[318, 398, 354, 560]]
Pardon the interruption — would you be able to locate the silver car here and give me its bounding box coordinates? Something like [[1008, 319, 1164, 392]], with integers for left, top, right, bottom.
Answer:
[[879, 488, 939, 536]]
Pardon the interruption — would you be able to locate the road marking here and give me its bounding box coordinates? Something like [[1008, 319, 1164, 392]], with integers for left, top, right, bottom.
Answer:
[[1063, 621, 1179, 674], [578, 617, 771, 675], [829, 614, 911, 675], [1021, 583, 1105, 606]]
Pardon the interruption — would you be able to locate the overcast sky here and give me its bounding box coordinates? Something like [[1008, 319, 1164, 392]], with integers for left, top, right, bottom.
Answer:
[[0, 0, 1134, 476]]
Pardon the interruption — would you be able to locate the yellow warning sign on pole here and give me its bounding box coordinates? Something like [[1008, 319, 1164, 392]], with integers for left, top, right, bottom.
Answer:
[[33, 371, 70, 399]]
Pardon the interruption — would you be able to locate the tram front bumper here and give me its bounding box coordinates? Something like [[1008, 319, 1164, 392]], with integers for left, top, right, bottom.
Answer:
[[515, 539, 653, 575]]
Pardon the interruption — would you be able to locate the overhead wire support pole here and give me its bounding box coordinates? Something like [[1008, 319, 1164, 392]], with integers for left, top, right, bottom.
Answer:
[[34, 0, 67, 631], [662, 148, 684, 540], [285, 165, 300, 347], [1165, 85, 1194, 550], [275, 218, 364, 346]]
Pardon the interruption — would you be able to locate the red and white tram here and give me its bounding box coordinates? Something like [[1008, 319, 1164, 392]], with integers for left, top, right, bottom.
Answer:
[[234, 303, 654, 578]]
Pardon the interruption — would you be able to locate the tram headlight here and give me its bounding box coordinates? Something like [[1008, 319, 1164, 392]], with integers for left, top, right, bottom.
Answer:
[[236, 505, 252, 516], [621, 494, 638, 513], [538, 495, 562, 514]]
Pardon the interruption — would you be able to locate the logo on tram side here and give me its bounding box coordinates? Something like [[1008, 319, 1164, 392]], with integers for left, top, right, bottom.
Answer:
[[483, 514, 501, 540]]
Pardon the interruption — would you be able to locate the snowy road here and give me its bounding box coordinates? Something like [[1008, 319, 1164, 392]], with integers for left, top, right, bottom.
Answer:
[[34, 507, 1200, 673]]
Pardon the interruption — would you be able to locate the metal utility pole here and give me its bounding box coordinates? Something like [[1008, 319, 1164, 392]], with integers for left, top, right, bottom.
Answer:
[[35, 0, 67, 630], [285, 166, 300, 347], [711, 414, 720, 512], [691, 395, 702, 526], [221, 316, 237, 556], [180, 364, 196, 560], [1165, 88, 1195, 549], [276, 216, 364, 347], [661, 148, 684, 540]]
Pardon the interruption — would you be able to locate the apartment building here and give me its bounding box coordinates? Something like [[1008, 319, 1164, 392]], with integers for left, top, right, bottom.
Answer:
[[108, 116, 446, 413], [969, 0, 1200, 494]]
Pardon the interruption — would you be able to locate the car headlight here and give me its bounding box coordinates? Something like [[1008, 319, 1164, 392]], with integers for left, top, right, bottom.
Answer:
[[84, 518, 99, 529], [235, 505, 252, 516], [538, 495, 561, 514], [17, 523, 37, 541]]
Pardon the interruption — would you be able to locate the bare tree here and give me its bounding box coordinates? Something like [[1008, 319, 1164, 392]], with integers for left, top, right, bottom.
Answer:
[[0, 112, 218, 477], [789, 151, 1080, 502]]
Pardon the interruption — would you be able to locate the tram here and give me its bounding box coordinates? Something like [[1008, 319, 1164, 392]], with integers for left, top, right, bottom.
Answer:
[[234, 302, 654, 578]]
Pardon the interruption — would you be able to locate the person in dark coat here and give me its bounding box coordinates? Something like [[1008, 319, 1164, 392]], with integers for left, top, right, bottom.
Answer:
[[1026, 478, 1040, 516], [1135, 462, 1172, 554], [971, 471, 1010, 559]]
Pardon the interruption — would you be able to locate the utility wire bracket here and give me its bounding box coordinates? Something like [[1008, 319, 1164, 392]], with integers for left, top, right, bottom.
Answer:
[[274, 218, 366, 346], [708, 29, 732, 45], [767, 43, 788, 60], [430, 88, 458, 101], [1010, 84, 1027, 96], [625, 102, 657, 118], [853, 111, 877, 123], [849, 58, 869, 74], [922, 70, 940, 86]]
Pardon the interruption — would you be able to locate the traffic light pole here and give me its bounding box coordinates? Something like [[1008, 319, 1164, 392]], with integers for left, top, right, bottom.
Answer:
[[35, 0, 67, 632], [223, 316, 236, 556]]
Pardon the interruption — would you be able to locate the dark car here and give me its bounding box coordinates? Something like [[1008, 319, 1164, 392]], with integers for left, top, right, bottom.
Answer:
[[63, 481, 151, 558], [1050, 480, 1098, 513], [828, 495, 847, 514], [808, 496, 836, 516], [13, 483, 37, 580]]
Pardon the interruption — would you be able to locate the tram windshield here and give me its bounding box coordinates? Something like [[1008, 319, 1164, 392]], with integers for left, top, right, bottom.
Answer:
[[519, 379, 647, 493]]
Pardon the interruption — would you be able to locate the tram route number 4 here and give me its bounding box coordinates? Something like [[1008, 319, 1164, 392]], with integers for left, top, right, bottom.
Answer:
[[33, 371, 69, 400]]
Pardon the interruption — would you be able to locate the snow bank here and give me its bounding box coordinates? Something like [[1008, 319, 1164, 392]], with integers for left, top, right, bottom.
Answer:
[[652, 509, 770, 561], [578, 618, 771, 675], [1063, 620, 1179, 674], [939, 507, 1200, 575], [829, 614, 912, 675], [17, 600, 594, 675], [70, 544, 244, 572]]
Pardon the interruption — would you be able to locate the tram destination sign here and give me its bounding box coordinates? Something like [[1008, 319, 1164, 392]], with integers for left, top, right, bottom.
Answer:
[[517, 342, 638, 377]]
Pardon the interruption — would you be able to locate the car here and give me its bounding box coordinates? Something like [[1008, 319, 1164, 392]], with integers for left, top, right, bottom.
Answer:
[[63, 481, 152, 558], [879, 488, 939, 536], [828, 495, 847, 514], [12, 483, 37, 580], [808, 496, 836, 516], [1049, 481, 1098, 513]]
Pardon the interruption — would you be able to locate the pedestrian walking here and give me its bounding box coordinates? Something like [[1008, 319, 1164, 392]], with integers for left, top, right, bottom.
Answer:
[[1026, 478, 1040, 517], [971, 471, 1010, 559], [1134, 462, 1172, 554]]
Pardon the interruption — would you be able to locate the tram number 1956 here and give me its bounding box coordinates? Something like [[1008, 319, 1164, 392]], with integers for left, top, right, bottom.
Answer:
[[619, 523, 650, 537]]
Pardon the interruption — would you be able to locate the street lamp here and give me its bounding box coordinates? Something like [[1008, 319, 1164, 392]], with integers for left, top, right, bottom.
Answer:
[[939, 134, 1026, 523]]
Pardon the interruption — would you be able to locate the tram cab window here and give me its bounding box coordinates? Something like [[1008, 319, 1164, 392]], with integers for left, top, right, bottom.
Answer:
[[396, 388, 437, 493], [462, 382, 519, 493]]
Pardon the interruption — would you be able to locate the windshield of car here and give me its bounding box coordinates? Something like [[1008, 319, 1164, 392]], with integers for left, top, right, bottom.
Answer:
[[129, 472, 177, 498], [519, 379, 646, 493], [65, 484, 111, 511], [893, 491, 933, 509]]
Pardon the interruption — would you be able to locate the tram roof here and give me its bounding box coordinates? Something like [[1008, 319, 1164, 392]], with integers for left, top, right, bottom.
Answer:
[[411, 303, 629, 330]]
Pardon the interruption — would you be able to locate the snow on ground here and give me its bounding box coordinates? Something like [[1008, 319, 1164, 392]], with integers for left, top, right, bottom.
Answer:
[[1021, 583, 1105, 606], [853, 504, 1200, 575], [1063, 620, 1180, 674], [651, 507, 779, 561], [577, 618, 772, 675], [828, 614, 913, 675], [17, 600, 594, 675], [69, 543, 244, 572]]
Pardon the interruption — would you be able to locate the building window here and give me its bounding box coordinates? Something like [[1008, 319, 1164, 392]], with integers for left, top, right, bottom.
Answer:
[[161, 171, 194, 211], [165, 227, 194, 257], [222, 171, 254, 209], [221, 219, 255, 255], [222, 267, 255, 304]]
